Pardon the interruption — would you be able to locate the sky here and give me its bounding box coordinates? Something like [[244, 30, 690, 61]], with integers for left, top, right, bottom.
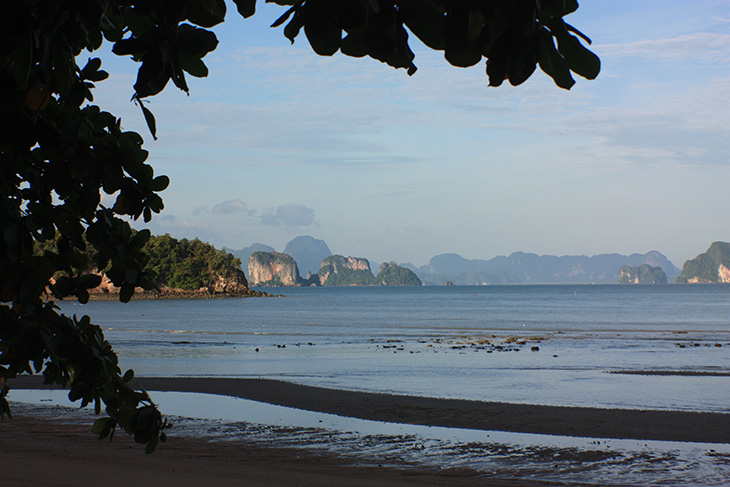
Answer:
[[91, 1, 730, 268]]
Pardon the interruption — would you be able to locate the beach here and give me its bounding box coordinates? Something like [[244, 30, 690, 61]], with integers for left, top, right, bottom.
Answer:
[[2, 403, 572, 487], [11, 375, 730, 444], [5, 376, 729, 486]]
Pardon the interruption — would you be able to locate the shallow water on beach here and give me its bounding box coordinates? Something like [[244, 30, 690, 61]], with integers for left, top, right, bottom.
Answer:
[[11, 391, 730, 486], [59, 285, 730, 412]]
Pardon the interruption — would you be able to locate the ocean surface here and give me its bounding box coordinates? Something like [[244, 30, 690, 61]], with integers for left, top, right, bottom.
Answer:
[[58, 284, 730, 412], [17, 284, 728, 485]]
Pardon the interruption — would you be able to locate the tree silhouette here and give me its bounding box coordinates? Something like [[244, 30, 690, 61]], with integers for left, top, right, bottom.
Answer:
[[0, 0, 598, 452]]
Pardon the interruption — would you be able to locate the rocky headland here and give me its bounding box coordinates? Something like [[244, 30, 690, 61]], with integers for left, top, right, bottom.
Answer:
[[676, 241, 730, 283], [617, 264, 667, 284], [248, 251, 302, 287]]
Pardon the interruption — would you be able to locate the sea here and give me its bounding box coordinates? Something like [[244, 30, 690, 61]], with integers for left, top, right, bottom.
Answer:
[[57, 283, 730, 412], [22, 284, 730, 484]]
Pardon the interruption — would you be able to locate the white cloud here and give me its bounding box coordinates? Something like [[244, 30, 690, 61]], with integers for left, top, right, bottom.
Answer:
[[211, 199, 248, 215], [260, 204, 316, 227], [598, 32, 730, 64]]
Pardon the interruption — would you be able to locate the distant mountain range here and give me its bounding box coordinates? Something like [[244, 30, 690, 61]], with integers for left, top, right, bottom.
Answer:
[[403, 250, 681, 285], [226, 235, 726, 285], [284, 236, 331, 276]]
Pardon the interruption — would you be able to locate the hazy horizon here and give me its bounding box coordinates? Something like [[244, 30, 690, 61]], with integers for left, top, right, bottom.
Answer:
[[91, 1, 729, 268], [228, 234, 690, 270]]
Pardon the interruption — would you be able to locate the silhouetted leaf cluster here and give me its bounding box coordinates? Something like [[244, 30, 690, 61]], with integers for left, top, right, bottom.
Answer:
[[267, 0, 599, 89]]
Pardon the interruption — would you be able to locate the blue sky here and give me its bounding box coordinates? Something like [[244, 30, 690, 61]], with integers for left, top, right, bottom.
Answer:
[[93, 1, 730, 268]]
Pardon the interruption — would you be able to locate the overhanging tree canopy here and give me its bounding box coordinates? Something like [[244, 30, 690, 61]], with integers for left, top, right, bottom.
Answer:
[[0, 0, 598, 452]]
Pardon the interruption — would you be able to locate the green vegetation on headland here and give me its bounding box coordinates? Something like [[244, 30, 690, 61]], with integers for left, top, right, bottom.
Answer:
[[315, 255, 423, 286], [375, 262, 423, 286], [36, 234, 261, 298], [318, 255, 377, 286], [617, 264, 667, 284], [144, 235, 244, 290], [676, 242, 730, 283]]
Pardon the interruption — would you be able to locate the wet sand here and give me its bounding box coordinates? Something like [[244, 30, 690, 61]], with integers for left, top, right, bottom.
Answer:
[[6, 403, 565, 487], [10, 375, 730, 443]]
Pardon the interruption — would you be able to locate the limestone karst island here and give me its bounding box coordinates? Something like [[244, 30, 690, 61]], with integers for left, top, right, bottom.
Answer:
[[38, 235, 730, 297]]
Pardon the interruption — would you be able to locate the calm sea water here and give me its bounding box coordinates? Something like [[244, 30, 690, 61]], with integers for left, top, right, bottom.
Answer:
[[43, 285, 730, 485], [59, 284, 730, 412]]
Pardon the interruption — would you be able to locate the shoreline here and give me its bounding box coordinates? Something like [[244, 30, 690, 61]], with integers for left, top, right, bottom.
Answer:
[[86, 288, 277, 301], [2, 403, 575, 487], [10, 375, 730, 444]]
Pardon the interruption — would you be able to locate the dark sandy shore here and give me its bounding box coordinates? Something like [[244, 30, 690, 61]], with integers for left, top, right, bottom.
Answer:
[[10, 375, 730, 443], [3, 402, 588, 487]]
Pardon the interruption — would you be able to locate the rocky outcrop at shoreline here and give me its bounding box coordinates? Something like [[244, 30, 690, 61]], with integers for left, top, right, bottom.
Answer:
[[84, 270, 271, 299], [88, 285, 271, 300]]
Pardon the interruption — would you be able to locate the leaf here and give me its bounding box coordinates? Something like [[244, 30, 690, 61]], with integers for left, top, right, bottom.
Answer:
[[170, 61, 189, 93], [136, 99, 158, 141], [539, 0, 579, 18], [79, 274, 102, 289], [68, 386, 84, 402], [112, 36, 154, 56], [536, 28, 574, 90], [52, 276, 73, 297], [178, 27, 219, 56], [564, 22, 592, 44], [401, 1, 446, 51], [545, 20, 600, 80], [146, 194, 164, 213], [81, 58, 102, 76], [133, 47, 172, 99], [178, 53, 209, 78], [271, 3, 298, 28], [283, 9, 306, 43], [486, 30, 517, 87], [303, 2, 341, 56], [145, 435, 159, 454], [336, 0, 369, 32], [185, 0, 227, 27], [385, 24, 417, 75], [1, 397, 12, 420], [443, 5, 484, 68], [93, 417, 115, 440], [86, 69, 109, 82], [234, 0, 257, 18], [11, 31, 33, 88], [125, 268, 140, 284], [119, 284, 135, 303], [122, 369, 135, 384], [341, 33, 369, 58], [506, 36, 537, 86], [130, 229, 152, 250]]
